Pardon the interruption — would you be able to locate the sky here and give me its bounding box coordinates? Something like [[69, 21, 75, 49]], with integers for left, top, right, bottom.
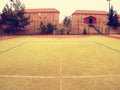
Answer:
[[0, 0, 120, 22]]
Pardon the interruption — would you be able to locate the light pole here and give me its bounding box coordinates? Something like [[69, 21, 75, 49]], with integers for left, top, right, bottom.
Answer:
[[99, 18, 101, 34], [107, 0, 111, 11], [10, 0, 13, 10], [38, 13, 41, 34], [78, 20, 80, 35], [107, 0, 111, 34], [34, 20, 36, 35]]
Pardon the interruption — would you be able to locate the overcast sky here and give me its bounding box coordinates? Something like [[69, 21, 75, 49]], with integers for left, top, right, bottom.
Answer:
[[0, 0, 120, 22]]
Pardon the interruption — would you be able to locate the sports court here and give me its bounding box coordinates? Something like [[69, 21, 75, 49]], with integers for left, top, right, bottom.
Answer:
[[0, 35, 120, 90]]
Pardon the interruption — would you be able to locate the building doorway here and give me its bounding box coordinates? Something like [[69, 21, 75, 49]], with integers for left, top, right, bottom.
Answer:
[[89, 18, 93, 24]]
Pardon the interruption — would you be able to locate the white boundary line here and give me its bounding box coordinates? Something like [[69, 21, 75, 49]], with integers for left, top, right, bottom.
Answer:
[[0, 75, 59, 78], [0, 75, 120, 78], [62, 75, 120, 78], [60, 63, 62, 90], [59, 43, 63, 90]]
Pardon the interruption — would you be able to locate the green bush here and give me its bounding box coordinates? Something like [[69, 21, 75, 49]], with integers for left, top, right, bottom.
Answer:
[[60, 28, 65, 35]]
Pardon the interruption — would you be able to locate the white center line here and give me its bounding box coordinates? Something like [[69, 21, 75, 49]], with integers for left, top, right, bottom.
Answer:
[[0, 75, 120, 78]]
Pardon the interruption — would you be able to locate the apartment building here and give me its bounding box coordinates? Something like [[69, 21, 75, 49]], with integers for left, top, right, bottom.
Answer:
[[25, 8, 60, 34], [71, 10, 108, 34]]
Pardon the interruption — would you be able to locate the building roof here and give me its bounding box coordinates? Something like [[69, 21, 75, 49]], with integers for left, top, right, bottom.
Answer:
[[84, 16, 96, 19], [72, 10, 108, 15], [25, 8, 60, 13]]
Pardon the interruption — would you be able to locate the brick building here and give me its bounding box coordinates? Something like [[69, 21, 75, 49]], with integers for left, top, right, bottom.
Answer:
[[25, 8, 60, 34], [71, 10, 108, 34], [118, 14, 120, 21]]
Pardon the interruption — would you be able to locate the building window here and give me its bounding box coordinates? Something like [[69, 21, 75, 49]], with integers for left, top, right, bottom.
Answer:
[[54, 20, 57, 24], [99, 18, 101, 23], [28, 14, 31, 17], [50, 13, 52, 18], [50, 16, 53, 19], [52, 20, 54, 23], [44, 20, 46, 24], [44, 16, 46, 19], [44, 13, 47, 16], [80, 18, 82, 23], [38, 13, 41, 16]]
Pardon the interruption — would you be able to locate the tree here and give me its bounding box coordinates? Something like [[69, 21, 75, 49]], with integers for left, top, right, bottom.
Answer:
[[53, 25, 58, 35], [63, 16, 71, 35], [40, 22, 47, 34], [13, 0, 30, 30], [107, 6, 114, 26], [1, 0, 30, 34], [40, 22, 44, 34], [60, 28, 65, 35], [0, 19, 3, 37], [1, 4, 17, 34], [107, 6, 119, 28], [42, 25, 47, 33], [47, 23, 54, 33], [39, 22, 55, 34], [113, 11, 119, 28]]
